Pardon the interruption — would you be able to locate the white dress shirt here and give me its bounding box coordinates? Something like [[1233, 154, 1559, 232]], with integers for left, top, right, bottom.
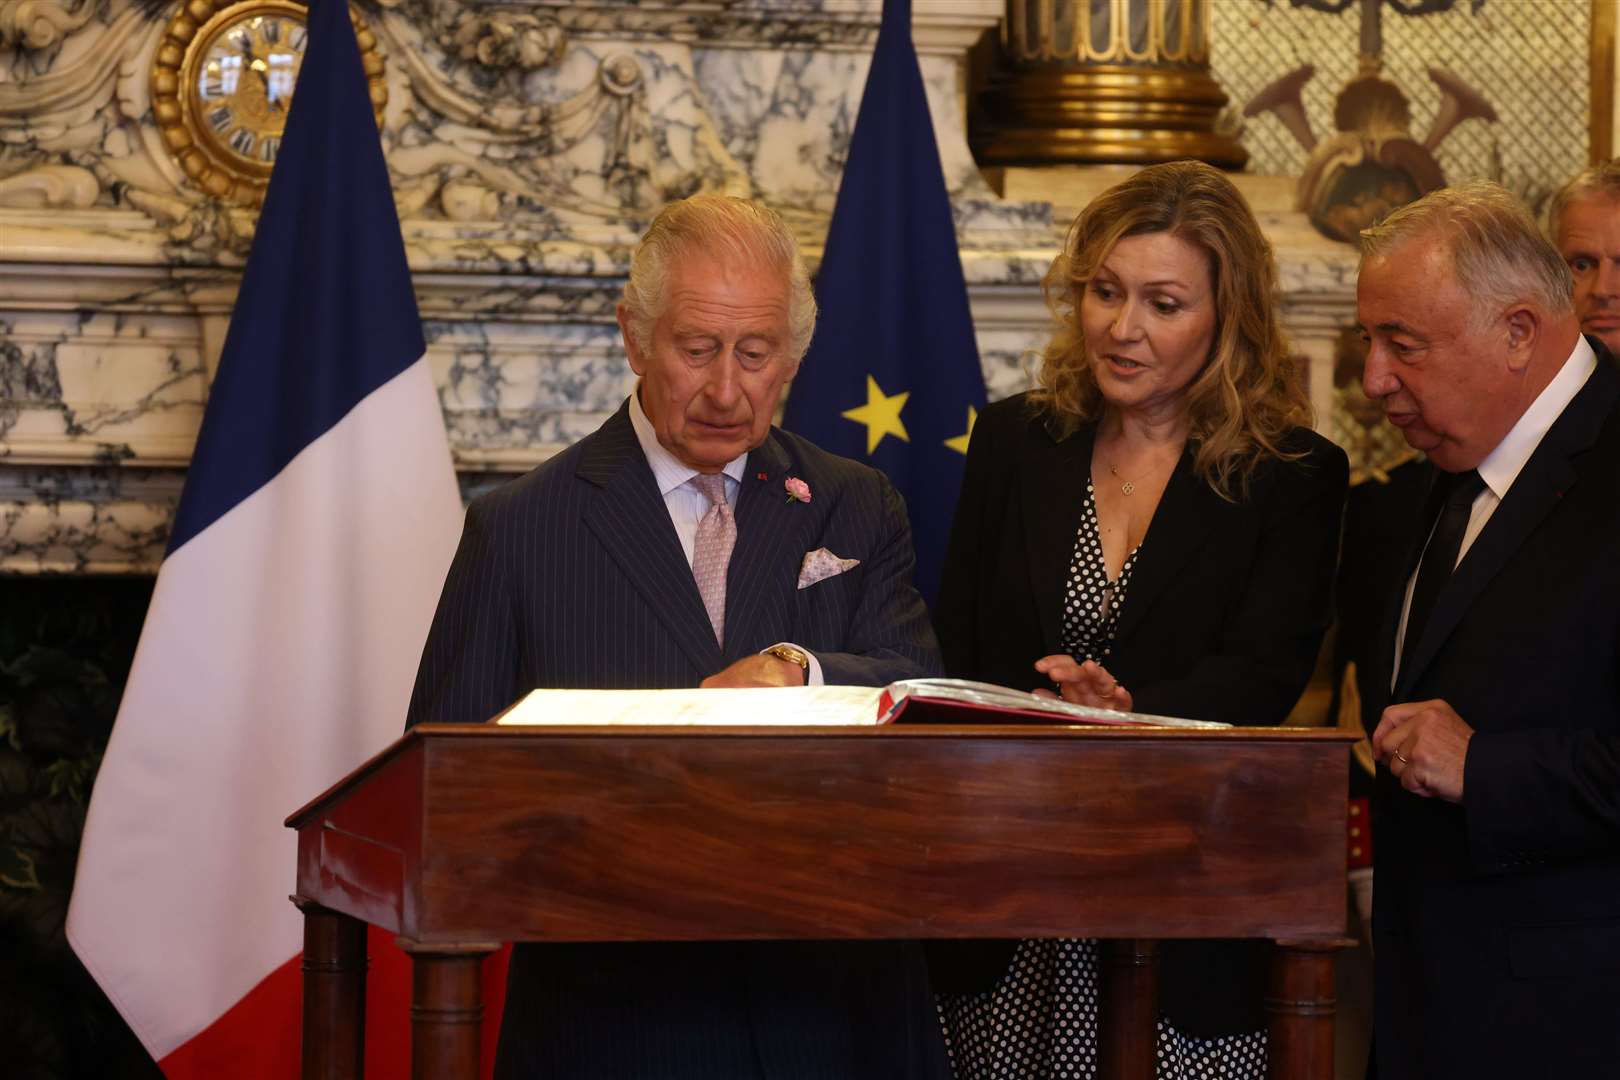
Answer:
[[1392, 336, 1598, 685], [628, 387, 824, 684]]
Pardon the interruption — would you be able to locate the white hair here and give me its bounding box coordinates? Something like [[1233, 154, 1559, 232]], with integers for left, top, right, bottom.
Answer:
[[621, 194, 817, 361], [1360, 180, 1574, 322]]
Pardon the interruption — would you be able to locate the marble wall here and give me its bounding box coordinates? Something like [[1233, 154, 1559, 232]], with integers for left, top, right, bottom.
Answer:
[[0, 0, 1361, 574]]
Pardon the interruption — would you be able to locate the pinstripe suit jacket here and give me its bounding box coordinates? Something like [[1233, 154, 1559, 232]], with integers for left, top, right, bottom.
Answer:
[[407, 400, 948, 1080]]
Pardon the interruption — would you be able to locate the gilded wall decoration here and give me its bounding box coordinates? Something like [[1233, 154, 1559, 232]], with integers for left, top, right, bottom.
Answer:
[[1214, 0, 1591, 211]]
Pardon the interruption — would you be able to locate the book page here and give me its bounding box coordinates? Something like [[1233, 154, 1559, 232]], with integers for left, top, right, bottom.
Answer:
[[880, 678, 1230, 729], [494, 685, 886, 727]]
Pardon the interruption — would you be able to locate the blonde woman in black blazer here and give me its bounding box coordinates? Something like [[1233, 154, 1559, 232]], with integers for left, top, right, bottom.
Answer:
[[931, 161, 1348, 1080]]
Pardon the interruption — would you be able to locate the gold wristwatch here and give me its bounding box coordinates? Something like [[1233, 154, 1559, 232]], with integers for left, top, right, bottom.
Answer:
[[762, 643, 810, 683]]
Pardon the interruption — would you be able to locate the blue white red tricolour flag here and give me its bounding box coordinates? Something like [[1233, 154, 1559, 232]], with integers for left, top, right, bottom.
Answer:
[[66, 1, 500, 1074]]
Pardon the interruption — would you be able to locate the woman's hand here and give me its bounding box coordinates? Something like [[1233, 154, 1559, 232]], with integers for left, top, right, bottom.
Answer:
[[1033, 655, 1133, 712]]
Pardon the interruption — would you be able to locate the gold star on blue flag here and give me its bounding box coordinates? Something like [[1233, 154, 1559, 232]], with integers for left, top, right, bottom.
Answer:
[[781, 0, 986, 605], [842, 375, 911, 454], [944, 406, 977, 455]]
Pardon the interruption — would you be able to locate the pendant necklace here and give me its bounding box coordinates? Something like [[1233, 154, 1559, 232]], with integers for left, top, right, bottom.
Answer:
[[1103, 452, 1174, 496], [1106, 461, 1159, 496]]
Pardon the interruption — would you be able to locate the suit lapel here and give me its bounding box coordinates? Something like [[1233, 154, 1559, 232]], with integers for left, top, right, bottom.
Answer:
[[725, 432, 817, 660], [1020, 420, 1095, 653], [579, 404, 723, 675], [1372, 463, 1445, 705], [1111, 448, 1226, 647], [1396, 356, 1619, 697]]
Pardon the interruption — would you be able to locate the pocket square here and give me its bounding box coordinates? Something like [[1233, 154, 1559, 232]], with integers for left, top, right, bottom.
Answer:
[[798, 547, 860, 589]]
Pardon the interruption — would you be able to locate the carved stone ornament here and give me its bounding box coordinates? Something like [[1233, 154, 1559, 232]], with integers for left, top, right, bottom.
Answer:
[[0, 0, 95, 51]]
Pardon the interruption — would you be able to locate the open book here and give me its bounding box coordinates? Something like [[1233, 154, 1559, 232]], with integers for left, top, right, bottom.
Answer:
[[493, 678, 1227, 730], [877, 678, 1228, 728]]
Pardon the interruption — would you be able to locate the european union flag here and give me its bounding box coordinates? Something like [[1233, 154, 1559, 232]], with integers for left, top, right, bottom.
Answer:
[[782, 0, 986, 606]]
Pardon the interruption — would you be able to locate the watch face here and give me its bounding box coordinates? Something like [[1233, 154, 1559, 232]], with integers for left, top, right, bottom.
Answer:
[[192, 10, 308, 171]]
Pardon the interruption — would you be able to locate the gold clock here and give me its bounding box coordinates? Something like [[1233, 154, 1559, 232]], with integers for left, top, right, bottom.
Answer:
[[151, 0, 387, 206]]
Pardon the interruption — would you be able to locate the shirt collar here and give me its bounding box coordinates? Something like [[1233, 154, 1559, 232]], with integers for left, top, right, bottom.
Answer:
[[1475, 336, 1596, 501], [627, 384, 749, 496]]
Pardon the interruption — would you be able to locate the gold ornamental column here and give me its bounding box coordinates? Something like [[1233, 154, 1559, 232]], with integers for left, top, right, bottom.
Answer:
[[973, 0, 1246, 168]]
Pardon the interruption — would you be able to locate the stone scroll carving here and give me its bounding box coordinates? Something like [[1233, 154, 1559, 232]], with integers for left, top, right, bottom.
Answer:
[[0, 0, 803, 252], [0, 0, 99, 53], [0, 1, 1017, 241], [370, 1, 750, 232]]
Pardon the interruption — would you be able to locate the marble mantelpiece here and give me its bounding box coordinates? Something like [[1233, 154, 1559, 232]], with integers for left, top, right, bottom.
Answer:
[[0, 0, 1357, 574]]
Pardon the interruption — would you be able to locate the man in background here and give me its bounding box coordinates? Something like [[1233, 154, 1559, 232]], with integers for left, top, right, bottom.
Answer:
[[1357, 181, 1620, 1080], [409, 194, 948, 1079], [1549, 157, 1619, 355]]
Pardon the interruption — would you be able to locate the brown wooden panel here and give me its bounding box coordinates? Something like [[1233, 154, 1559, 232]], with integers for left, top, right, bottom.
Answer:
[[295, 739, 424, 936], [292, 723, 1355, 1080], [316, 827, 407, 932], [393, 726, 1347, 944]]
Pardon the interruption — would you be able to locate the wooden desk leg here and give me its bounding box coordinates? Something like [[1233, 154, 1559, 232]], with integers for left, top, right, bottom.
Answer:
[[1099, 938, 1159, 1080], [293, 898, 367, 1080], [1267, 938, 1354, 1080], [401, 940, 499, 1080]]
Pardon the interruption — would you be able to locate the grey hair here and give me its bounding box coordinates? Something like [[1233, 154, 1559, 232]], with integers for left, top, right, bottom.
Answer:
[[1359, 180, 1575, 321], [621, 194, 818, 362], [1549, 157, 1620, 239]]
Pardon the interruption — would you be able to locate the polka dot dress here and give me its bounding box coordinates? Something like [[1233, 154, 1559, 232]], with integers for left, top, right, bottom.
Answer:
[[937, 481, 1267, 1080], [1060, 479, 1138, 662]]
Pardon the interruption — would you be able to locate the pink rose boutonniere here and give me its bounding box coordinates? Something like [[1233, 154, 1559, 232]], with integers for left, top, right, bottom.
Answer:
[[784, 477, 811, 504]]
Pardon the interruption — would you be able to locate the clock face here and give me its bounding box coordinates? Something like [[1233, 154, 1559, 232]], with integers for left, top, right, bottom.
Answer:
[[192, 9, 308, 171], [151, 0, 386, 207]]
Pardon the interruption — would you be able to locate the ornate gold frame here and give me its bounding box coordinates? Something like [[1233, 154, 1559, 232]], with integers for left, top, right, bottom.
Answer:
[[151, 0, 387, 206], [1006, 0, 1208, 65], [1594, 0, 1616, 162]]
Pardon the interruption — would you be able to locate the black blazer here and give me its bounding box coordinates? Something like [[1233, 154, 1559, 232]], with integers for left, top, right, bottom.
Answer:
[[931, 392, 1349, 1036], [1367, 345, 1620, 1080], [408, 402, 948, 1080]]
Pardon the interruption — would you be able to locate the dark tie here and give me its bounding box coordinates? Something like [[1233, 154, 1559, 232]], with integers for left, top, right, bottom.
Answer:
[[1400, 468, 1487, 677]]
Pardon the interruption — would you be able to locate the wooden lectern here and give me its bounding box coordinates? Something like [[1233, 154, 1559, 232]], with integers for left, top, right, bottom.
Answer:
[[286, 722, 1355, 1080]]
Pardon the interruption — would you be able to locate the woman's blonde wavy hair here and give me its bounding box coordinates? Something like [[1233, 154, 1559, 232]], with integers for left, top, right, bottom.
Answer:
[[1032, 160, 1311, 501]]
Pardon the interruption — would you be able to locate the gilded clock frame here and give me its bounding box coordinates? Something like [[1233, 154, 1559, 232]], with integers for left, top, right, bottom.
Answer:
[[151, 0, 388, 207]]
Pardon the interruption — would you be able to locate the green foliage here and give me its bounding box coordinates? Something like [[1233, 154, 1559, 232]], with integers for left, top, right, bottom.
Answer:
[[0, 578, 164, 1080]]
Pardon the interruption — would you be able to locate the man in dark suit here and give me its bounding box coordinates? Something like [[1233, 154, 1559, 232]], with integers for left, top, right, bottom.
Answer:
[[408, 195, 948, 1079], [1357, 181, 1620, 1079], [1549, 157, 1619, 357]]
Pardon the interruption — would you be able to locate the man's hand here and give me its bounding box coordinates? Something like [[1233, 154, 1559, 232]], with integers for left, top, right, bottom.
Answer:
[[700, 654, 805, 688], [1032, 655, 1133, 712], [1372, 699, 1474, 802]]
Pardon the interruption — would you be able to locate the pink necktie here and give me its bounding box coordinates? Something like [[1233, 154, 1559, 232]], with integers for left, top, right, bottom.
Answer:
[[690, 473, 736, 645]]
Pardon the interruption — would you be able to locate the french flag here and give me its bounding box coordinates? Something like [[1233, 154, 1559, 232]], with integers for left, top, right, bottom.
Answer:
[[66, 1, 502, 1073]]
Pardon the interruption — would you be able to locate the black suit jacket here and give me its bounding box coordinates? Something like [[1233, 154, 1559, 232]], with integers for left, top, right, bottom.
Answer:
[[1368, 345, 1620, 1080], [931, 392, 1349, 1036], [408, 402, 948, 1080]]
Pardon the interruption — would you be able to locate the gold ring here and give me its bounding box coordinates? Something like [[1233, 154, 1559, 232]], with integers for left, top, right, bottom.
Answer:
[[1394, 751, 1410, 765]]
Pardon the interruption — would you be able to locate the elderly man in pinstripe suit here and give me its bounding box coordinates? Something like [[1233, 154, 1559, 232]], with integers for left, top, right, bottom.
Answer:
[[407, 195, 948, 1079]]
